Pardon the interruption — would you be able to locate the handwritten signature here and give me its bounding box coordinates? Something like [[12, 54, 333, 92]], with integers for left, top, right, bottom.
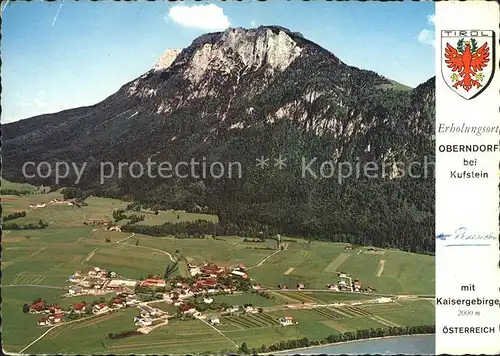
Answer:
[[436, 227, 496, 241]]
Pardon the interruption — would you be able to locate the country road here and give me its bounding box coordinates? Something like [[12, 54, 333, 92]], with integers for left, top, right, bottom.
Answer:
[[200, 318, 239, 348], [115, 233, 135, 244], [20, 298, 172, 353], [114, 232, 177, 262], [19, 308, 114, 353], [124, 242, 177, 262], [19, 325, 59, 353], [265, 288, 435, 299]]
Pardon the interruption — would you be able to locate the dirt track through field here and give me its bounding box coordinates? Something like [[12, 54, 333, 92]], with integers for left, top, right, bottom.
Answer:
[[74, 236, 85, 244], [376, 260, 385, 277], [370, 315, 400, 327], [247, 249, 281, 270], [323, 253, 350, 272], [284, 267, 294, 275], [83, 248, 99, 263]]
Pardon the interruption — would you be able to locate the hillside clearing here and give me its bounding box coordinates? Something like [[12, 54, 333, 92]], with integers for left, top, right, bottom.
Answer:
[[323, 253, 351, 272], [377, 260, 385, 277]]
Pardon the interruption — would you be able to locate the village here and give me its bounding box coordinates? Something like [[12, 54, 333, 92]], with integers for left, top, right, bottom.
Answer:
[[25, 262, 305, 331], [24, 259, 375, 335]]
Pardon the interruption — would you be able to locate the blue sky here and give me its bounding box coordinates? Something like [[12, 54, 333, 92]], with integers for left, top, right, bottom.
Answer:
[[2, 1, 435, 123]]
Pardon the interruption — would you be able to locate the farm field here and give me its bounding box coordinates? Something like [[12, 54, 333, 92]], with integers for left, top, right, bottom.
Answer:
[[212, 292, 280, 307], [137, 235, 278, 268], [27, 316, 236, 354], [2, 286, 64, 352], [247, 239, 435, 294], [273, 291, 376, 304], [211, 299, 434, 350], [2, 185, 435, 354]]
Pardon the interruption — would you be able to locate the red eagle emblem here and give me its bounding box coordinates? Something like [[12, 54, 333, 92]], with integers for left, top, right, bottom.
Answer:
[[444, 38, 490, 92]]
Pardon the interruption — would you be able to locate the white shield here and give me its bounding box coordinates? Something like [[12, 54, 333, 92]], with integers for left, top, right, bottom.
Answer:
[[441, 30, 495, 100]]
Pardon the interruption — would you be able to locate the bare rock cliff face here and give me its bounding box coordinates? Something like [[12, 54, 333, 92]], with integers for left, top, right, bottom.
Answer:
[[153, 49, 182, 71]]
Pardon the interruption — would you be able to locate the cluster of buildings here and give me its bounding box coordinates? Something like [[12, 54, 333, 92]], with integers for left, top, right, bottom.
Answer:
[[91, 297, 132, 315], [179, 304, 202, 318], [29, 203, 46, 209], [29, 302, 65, 326], [49, 198, 76, 206], [225, 305, 259, 314], [84, 219, 111, 226], [327, 273, 363, 292], [134, 304, 168, 327], [106, 225, 122, 232], [67, 267, 138, 296], [58, 263, 268, 331], [29, 199, 77, 209], [82, 219, 121, 231], [37, 314, 64, 326], [158, 281, 230, 307], [67, 263, 252, 302], [188, 263, 248, 279], [31, 293, 144, 327], [163, 263, 251, 299]]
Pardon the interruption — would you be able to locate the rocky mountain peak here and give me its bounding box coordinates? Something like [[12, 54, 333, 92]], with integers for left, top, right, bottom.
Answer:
[[178, 26, 304, 83], [154, 49, 182, 71]]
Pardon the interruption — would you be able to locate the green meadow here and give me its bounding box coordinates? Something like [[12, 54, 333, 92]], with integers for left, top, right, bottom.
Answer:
[[1, 179, 38, 192]]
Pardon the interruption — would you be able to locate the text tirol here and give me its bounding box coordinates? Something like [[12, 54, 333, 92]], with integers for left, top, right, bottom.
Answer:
[[442, 30, 492, 37]]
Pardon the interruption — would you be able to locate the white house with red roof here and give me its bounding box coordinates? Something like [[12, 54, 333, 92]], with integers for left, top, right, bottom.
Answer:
[[72, 302, 87, 313], [180, 304, 196, 314], [29, 301, 46, 314], [279, 316, 295, 326], [49, 305, 63, 314], [37, 317, 50, 326], [92, 303, 110, 314], [47, 314, 63, 324], [112, 298, 126, 308]]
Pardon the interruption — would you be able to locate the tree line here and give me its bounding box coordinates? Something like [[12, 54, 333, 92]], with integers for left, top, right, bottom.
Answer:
[[2, 211, 27, 221], [240, 324, 435, 354], [120, 219, 279, 239], [2, 219, 48, 230], [0, 189, 34, 196], [112, 209, 145, 224]]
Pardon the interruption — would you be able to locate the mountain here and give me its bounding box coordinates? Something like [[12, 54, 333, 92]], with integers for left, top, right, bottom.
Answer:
[[2, 26, 435, 253]]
